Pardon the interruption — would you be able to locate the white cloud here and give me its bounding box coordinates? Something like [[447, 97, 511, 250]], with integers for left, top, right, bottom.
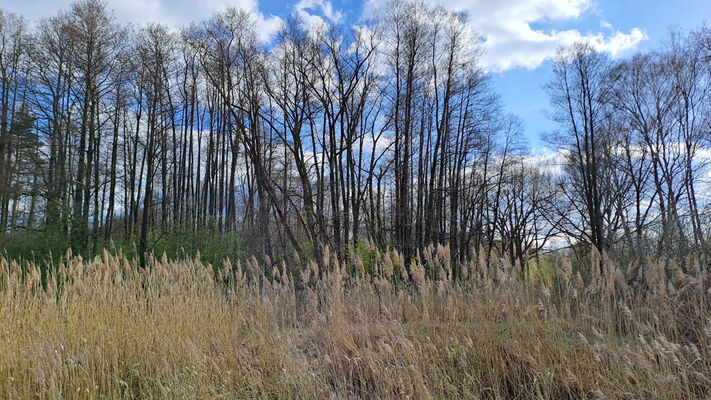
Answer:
[[364, 0, 647, 72], [4, 0, 281, 42], [4, 0, 648, 66], [293, 0, 343, 32], [295, 0, 343, 23]]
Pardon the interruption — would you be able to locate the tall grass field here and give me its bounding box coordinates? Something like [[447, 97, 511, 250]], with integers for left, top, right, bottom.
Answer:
[[1, 246, 710, 399]]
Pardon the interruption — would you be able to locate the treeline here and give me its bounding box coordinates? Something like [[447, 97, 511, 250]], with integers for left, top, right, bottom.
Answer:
[[0, 0, 709, 272]]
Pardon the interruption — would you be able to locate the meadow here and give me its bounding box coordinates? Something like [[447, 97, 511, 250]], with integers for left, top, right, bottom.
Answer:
[[0, 246, 709, 399]]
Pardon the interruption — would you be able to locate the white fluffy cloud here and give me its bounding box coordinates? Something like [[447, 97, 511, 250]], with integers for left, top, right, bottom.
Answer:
[[5, 0, 282, 42], [5, 0, 647, 66], [365, 0, 647, 72], [295, 0, 343, 24]]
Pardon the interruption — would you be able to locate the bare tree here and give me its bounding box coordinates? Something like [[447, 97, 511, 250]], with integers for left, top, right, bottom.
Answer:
[[546, 42, 617, 254]]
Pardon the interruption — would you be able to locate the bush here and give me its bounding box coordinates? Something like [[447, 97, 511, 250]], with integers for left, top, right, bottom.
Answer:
[[0, 227, 248, 270]]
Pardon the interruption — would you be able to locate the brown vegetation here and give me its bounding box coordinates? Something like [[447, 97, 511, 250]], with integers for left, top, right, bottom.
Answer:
[[1, 246, 710, 399]]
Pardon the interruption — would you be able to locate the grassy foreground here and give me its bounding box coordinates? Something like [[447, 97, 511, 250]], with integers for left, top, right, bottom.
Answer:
[[0, 247, 710, 399]]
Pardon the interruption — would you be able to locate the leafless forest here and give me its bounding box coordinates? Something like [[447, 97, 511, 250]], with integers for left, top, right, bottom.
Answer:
[[0, 0, 708, 267], [1, 0, 711, 398]]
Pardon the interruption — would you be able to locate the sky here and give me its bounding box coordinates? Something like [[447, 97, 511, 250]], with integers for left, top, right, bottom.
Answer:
[[2, 0, 710, 151]]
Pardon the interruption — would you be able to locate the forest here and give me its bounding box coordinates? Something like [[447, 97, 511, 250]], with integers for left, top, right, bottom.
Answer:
[[0, 0, 707, 272]]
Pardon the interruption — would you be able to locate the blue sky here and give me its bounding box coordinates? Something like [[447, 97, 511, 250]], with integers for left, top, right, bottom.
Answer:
[[3, 0, 710, 151], [491, 0, 711, 152]]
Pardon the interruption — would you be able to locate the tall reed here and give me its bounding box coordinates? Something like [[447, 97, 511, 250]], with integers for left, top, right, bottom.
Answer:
[[0, 246, 709, 399]]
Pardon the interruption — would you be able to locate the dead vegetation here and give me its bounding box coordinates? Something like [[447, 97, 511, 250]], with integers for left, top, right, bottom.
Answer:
[[1, 246, 710, 399]]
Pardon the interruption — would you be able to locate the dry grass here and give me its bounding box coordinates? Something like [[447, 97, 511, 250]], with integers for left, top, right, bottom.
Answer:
[[0, 245, 710, 399]]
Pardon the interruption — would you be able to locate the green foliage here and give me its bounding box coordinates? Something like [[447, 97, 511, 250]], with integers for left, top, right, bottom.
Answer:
[[343, 241, 379, 277], [0, 230, 71, 267], [142, 228, 247, 267], [0, 227, 248, 270], [522, 256, 554, 283]]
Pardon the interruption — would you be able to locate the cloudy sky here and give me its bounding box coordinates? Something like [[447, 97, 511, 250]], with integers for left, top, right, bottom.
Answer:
[[3, 0, 710, 150]]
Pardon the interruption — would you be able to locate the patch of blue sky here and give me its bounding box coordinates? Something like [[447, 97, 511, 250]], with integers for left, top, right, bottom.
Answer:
[[5, 0, 707, 151]]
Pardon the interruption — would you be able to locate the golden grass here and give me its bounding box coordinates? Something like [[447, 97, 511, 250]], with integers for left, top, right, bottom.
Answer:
[[0, 245, 710, 399]]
